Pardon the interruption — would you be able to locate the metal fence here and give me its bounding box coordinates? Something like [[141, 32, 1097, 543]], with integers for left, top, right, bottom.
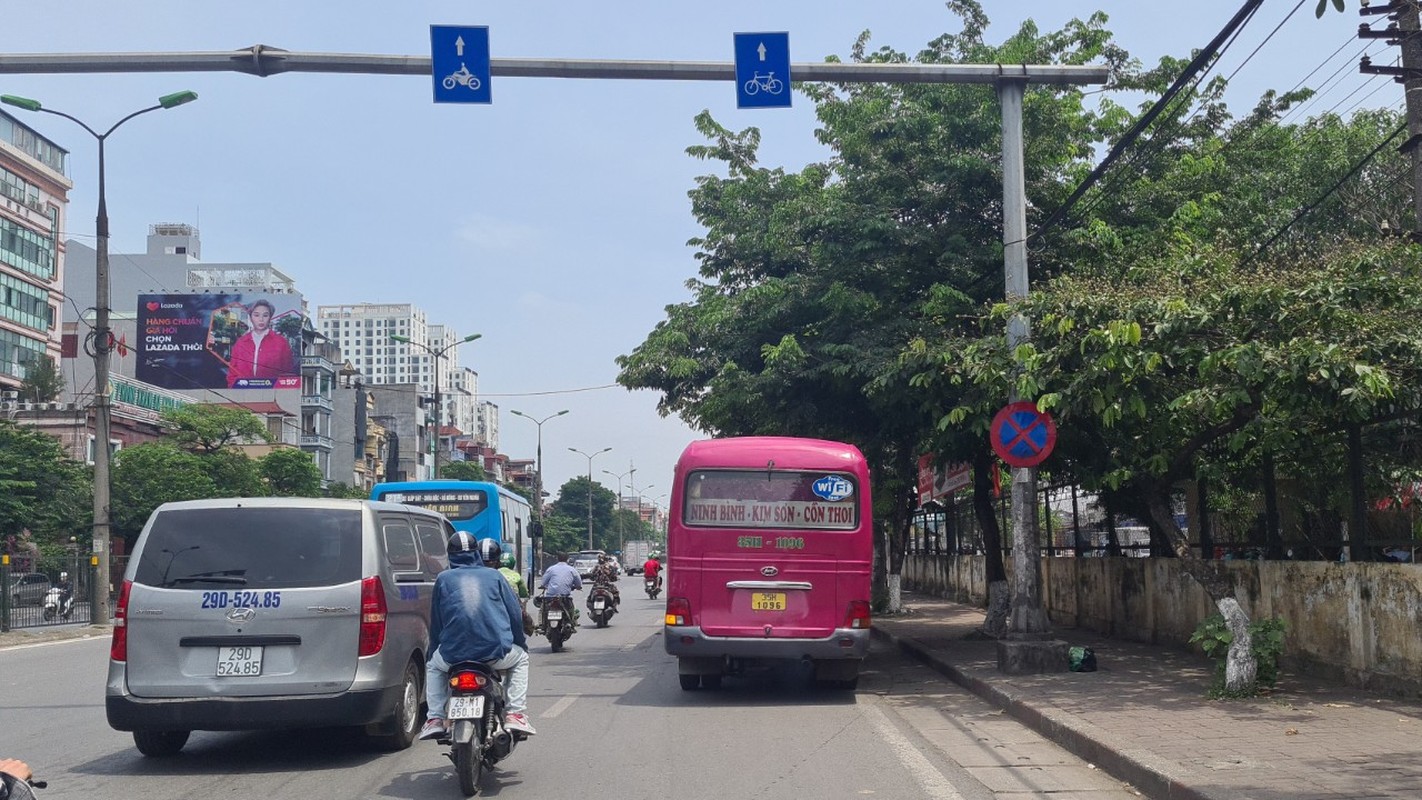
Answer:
[[1, 553, 97, 632]]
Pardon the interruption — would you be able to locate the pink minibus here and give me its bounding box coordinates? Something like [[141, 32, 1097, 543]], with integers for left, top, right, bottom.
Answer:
[[664, 436, 872, 690]]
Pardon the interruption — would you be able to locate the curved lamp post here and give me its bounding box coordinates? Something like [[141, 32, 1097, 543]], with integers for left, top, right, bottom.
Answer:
[[2, 90, 198, 623], [509, 408, 568, 576], [569, 446, 611, 549], [603, 466, 633, 557], [389, 332, 479, 478]]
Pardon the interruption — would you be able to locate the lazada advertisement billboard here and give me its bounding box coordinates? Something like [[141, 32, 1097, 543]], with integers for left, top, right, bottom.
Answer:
[[136, 292, 304, 390]]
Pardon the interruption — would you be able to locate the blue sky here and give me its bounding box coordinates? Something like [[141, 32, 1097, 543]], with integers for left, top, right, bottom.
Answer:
[[1, 1, 1392, 506]]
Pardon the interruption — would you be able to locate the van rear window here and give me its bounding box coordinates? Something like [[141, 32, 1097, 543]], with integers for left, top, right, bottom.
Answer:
[[683, 470, 858, 530], [133, 508, 364, 589]]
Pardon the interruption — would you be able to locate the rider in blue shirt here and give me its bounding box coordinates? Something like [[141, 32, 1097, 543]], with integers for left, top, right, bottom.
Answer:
[[538, 554, 583, 629]]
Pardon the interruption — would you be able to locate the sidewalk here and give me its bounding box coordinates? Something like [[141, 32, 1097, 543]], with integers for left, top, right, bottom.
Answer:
[[872, 591, 1422, 800]]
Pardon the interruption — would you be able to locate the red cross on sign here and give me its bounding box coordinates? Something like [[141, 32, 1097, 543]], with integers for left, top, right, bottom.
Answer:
[[990, 401, 1057, 468]]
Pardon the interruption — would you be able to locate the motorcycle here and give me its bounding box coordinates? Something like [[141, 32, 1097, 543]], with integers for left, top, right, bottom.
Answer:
[[644, 575, 661, 600], [533, 593, 576, 652], [586, 582, 618, 628], [440, 661, 524, 797], [41, 588, 73, 622]]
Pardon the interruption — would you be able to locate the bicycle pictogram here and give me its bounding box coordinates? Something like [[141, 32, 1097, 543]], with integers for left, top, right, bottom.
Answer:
[[742, 71, 784, 96]]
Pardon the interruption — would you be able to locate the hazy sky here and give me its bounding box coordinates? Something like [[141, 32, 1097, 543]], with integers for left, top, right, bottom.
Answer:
[[1, 1, 1394, 507]]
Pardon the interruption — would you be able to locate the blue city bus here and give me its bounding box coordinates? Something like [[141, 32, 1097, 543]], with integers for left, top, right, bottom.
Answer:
[[370, 480, 534, 577]]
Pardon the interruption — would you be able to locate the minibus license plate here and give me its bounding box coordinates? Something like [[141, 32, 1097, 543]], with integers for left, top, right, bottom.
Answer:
[[216, 645, 263, 677], [751, 592, 787, 612], [448, 695, 485, 720]]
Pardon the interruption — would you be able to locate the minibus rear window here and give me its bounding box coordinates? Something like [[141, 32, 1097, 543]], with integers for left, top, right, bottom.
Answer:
[[683, 470, 858, 530]]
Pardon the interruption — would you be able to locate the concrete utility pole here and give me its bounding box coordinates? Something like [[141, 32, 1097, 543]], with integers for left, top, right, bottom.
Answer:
[[1360, 1, 1422, 232]]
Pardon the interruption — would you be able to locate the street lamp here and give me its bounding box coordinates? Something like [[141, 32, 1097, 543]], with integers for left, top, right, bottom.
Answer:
[[2, 90, 198, 623], [569, 446, 612, 549], [603, 466, 633, 557], [509, 408, 569, 576], [389, 332, 480, 479], [633, 480, 655, 549]]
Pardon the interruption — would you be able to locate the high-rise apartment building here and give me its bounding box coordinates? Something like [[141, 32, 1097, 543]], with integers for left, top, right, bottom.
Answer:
[[317, 303, 484, 447], [0, 110, 70, 394]]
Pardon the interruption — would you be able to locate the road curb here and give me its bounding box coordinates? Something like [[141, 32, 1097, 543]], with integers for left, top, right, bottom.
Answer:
[[872, 625, 1215, 800]]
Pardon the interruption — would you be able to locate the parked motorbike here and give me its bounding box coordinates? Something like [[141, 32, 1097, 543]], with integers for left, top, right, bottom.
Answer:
[[644, 576, 661, 600], [533, 593, 577, 652], [587, 582, 618, 628], [41, 588, 73, 622], [439, 661, 524, 797]]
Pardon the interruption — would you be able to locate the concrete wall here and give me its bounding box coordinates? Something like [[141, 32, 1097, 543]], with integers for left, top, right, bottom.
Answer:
[[903, 554, 1422, 696]]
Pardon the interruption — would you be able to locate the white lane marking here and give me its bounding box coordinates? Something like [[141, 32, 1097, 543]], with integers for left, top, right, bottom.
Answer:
[[0, 634, 107, 652], [860, 702, 966, 800], [542, 694, 578, 718], [620, 643, 637, 652]]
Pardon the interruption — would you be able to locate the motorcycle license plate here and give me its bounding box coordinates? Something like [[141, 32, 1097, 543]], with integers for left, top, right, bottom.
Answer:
[[447, 695, 485, 720], [216, 645, 263, 677], [594, 600, 606, 610], [547, 611, 564, 621], [750, 592, 787, 612]]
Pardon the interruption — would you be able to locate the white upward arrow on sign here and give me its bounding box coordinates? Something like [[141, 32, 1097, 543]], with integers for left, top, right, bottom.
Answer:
[[455, 36, 465, 56], [757, 42, 767, 61]]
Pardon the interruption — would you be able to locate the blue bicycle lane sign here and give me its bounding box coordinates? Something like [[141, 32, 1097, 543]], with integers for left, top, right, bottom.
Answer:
[[734, 32, 791, 109], [990, 401, 1058, 468]]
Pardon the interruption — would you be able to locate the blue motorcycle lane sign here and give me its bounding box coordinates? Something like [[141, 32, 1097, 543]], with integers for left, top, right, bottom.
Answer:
[[431, 25, 491, 104]]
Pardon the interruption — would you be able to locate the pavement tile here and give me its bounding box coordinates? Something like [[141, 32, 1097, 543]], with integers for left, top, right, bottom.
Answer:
[[873, 590, 1422, 800]]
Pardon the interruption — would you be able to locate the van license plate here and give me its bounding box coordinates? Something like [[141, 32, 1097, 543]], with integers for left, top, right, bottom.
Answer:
[[447, 695, 485, 720], [751, 592, 787, 611], [216, 645, 263, 677]]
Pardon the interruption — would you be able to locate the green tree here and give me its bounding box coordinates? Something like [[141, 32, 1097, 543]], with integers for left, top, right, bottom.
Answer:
[[440, 460, 486, 481], [110, 443, 217, 542], [18, 356, 63, 403], [618, 3, 1125, 611], [324, 482, 369, 499], [550, 476, 617, 551], [163, 404, 270, 454], [539, 512, 584, 561], [202, 449, 266, 497], [0, 419, 89, 546], [260, 448, 323, 497]]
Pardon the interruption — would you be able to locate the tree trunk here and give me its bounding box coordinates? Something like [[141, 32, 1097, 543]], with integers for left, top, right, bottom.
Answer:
[[883, 455, 916, 614], [1142, 482, 1257, 694], [973, 448, 1009, 637]]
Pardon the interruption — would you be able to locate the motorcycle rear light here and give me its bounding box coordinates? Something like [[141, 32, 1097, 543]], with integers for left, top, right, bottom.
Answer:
[[845, 600, 871, 630], [451, 671, 487, 691], [665, 597, 691, 626], [110, 579, 132, 662], [358, 576, 387, 656]]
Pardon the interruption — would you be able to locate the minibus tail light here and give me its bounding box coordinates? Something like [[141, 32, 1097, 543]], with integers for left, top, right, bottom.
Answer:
[[845, 600, 871, 630], [665, 597, 691, 626], [110, 579, 132, 661], [359, 576, 388, 656]]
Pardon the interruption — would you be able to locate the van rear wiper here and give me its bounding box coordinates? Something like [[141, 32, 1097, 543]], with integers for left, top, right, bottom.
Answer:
[[165, 570, 248, 587]]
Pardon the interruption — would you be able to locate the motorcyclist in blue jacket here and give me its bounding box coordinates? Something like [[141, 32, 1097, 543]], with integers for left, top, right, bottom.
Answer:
[[419, 532, 536, 740]]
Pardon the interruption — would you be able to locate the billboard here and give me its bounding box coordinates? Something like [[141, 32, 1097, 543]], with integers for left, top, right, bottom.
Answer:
[[136, 292, 304, 390]]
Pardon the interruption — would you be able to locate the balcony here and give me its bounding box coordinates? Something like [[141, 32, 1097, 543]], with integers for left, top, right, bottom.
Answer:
[[300, 433, 334, 450], [300, 354, 335, 373], [301, 394, 333, 412]]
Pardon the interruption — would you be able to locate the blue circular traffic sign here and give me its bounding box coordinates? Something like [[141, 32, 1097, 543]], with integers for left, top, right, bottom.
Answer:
[[990, 401, 1057, 468]]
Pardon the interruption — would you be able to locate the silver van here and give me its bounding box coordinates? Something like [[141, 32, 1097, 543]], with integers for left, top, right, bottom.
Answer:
[[105, 497, 453, 757]]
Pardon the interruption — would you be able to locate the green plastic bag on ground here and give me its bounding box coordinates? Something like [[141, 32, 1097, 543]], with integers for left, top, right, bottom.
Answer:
[[1069, 646, 1097, 672]]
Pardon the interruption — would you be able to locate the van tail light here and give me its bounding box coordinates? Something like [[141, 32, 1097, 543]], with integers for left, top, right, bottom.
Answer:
[[358, 576, 388, 656], [844, 600, 871, 630], [451, 671, 487, 692], [110, 579, 132, 661], [665, 597, 691, 627]]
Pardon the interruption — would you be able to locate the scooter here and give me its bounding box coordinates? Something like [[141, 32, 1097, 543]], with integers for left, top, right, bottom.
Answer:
[[644, 575, 661, 600], [41, 588, 73, 622], [533, 593, 577, 652], [586, 582, 618, 628], [440, 661, 525, 797]]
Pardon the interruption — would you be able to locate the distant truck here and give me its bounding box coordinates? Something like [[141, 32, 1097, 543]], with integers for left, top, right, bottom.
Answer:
[[621, 540, 653, 575]]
